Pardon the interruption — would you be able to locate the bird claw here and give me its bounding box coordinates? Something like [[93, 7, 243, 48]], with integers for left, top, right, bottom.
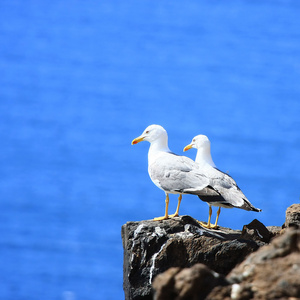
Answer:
[[198, 221, 218, 229], [168, 213, 179, 218]]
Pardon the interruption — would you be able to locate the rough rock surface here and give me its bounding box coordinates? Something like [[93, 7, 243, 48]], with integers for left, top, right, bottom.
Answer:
[[122, 216, 267, 300], [207, 227, 300, 300], [240, 219, 270, 243], [284, 203, 300, 229], [152, 204, 300, 300], [122, 204, 300, 300], [153, 263, 227, 300]]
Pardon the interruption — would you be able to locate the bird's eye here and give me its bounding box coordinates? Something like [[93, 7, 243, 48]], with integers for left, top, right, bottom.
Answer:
[[192, 139, 195, 142], [145, 130, 149, 134]]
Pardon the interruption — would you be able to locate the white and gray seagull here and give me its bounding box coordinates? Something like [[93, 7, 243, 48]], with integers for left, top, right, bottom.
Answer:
[[183, 134, 261, 229], [131, 125, 210, 221]]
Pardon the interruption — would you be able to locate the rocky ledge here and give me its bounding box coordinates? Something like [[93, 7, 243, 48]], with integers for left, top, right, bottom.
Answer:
[[121, 204, 300, 300]]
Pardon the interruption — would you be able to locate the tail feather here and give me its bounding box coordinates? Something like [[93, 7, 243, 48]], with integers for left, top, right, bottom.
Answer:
[[241, 198, 261, 212]]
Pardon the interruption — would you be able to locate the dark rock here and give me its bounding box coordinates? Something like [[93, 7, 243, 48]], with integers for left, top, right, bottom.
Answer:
[[206, 227, 300, 300], [122, 216, 267, 300], [153, 263, 227, 300], [152, 267, 181, 300], [284, 203, 300, 228], [204, 285, 232, 300], [240, 219, 270, 243]]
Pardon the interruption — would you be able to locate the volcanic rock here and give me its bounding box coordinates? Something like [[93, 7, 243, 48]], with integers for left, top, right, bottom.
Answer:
[[240, 219, 270, 243], [122, 216, 266, 300], [207, 227, 300, 300], [153, 263, 227, 300], [122, 204, 300, 300], [284, 203, 300, 229]]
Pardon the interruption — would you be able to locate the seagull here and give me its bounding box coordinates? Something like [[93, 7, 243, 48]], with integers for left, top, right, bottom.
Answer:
[[184, 134, 261, 229], [131, 125, 210, 221]]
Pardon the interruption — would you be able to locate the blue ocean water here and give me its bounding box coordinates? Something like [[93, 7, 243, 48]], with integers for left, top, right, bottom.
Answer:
[[0, 0, 300, 299]]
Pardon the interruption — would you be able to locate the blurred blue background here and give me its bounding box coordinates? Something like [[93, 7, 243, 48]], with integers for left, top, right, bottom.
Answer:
[[1, 0, 299, 299]]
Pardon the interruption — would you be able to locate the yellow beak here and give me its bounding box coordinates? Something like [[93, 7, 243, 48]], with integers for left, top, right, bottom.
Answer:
[[131, 136, 145, 145], [183, 144, 193, 152]]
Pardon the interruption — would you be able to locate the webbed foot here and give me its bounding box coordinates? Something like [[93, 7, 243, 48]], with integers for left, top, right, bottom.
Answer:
[[153, 215, 169, 221], [198, 221, 218, 229], [168, 213, 179, 218]]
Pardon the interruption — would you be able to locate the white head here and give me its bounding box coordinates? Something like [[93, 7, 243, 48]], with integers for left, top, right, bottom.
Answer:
[[131, 125, 169, 150], [183, 135, 211, 151], [183, 134, 216, 167]]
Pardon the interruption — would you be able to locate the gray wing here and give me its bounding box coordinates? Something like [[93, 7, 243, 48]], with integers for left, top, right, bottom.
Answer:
[[203, 165, 261, 211], [149, 152, 210, 194]]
